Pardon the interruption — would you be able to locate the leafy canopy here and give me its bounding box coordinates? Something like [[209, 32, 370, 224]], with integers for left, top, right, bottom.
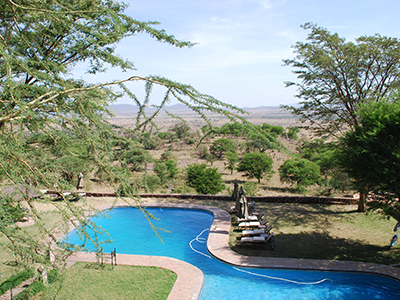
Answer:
[[337, 95, 400, 218], [237, 152, 274, 183], [279, 158, 322, 190], [0, 0, 246, 271], [185, 163, 225, 195], [283, 23, 400, 137]]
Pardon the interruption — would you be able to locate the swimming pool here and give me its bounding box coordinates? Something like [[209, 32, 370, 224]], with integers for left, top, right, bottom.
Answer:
[[66, 207, 400, 299]]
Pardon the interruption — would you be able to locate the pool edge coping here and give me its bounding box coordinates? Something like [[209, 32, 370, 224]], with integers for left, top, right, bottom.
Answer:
[[67, 201, 400, 300]]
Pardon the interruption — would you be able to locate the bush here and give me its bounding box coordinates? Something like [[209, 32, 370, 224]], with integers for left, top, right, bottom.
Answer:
[[209, 138, 235, 159], [185, 163, 225, 195], [14, 280, 45, 300], [237, 152, 274, 183], [279, 158, 322, 190], [243, 181, 258, 196], [154, 159, 178, 183], [143, 175, 161, 192], [0, 270, 34, 295], [47, 269, 60, 284]]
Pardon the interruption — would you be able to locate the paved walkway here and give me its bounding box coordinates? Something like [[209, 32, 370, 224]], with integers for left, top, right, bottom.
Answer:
[[67, 202, 400, 300]]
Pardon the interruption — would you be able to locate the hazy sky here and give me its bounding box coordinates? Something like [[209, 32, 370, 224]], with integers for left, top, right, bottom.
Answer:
[[80, 0, 400, 108]]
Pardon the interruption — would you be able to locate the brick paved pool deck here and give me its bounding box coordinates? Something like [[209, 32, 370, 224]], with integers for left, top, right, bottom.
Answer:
[[66, 202, 400, 300]]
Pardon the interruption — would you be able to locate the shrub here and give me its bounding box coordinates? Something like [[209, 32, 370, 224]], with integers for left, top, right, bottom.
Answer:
[[237, 152, 274, 183], [143, 175, 161, 192], [47, 269, 60, 284], [209, 138, 235, 159], [243, 181, 258, 196], [0, 270, 34, 295], [279, 158, 322, 190], [14, 280, 45, 300], [185, 163, 225, 195]]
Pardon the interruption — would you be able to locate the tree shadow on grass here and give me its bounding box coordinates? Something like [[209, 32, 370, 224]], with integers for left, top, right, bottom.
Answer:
[[255, 203, 359, 230], [261, 186, 299, 194], [231, 231, 400, 265]]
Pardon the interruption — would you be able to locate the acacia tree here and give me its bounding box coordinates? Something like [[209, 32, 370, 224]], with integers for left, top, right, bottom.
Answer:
[[224, 150, 239, 174], [0, 0, 245, 272], [279, 158, 322, 192], [209, 138, 236, 160], [237, 152, 273, 183], [337, 96, 400, 215], [283, 23, 400, 138], [185, 163, 225, 195], [283, 23, 400, 211]]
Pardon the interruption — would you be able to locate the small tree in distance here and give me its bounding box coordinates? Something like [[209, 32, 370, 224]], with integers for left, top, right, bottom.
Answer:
[[279, 158, 322, 192], [185, 163, 225, 195], [209, 138, 236, 160], [224, 150, 239, 174], [237, 152, 274, 183]]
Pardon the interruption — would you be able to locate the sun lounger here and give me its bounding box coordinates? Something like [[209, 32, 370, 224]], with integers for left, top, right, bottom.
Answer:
[[237, 215, 259, 222], [263, 224, 273, 234], [252, 211, 265, 220], [238, 217, 269, 228], [257, 218, 269, 228], [238, 221, 260, 228], [240, 232, 274, 244], [241, 229, 265, 236], [248, 201, 256, 213]]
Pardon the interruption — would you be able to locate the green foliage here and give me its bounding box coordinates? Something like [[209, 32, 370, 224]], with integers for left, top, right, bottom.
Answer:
[[158, 132, 177, 143], [143, 175, 161, 193], [262, 123, 285, 136], [170, 122, 190, 139], [0, 196, 25, 226], [338, 97, 400, 218], [160, 151, 176, 162], [286, 126, 300, 140], [299, 139, 339, 178], [123, 146, 151, 172], [224, 150, 239, 174], [55, 155, 93, 183], [246, 132, 277, 152], [47, 269, 60, 284], [209, 138, 236, 159], [185, 163, 225, 195], [0, 0, 246, 271], [0, 269, 34, 294], [245, 124, 281, 153], [243, 181, 258, 196], [237, 152, 274, 183], [154, 159, 178, 183], [283, 23, 400, 137], [14, 280, 45, 300], [279, 158, 322, 190], [219, 122, 246, 136], [140, 132, 160, 150]]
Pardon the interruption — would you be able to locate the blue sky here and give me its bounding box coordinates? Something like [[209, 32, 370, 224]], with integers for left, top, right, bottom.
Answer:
[[81, 0, 400, 108]]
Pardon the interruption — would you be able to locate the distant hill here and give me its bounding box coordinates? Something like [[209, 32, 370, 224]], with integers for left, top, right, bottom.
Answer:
[[108, 104, 299, 129], [109, 104, 285, 116]]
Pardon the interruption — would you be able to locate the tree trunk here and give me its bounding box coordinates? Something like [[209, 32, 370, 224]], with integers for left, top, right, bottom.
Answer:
[[357, 186, 367, 212]]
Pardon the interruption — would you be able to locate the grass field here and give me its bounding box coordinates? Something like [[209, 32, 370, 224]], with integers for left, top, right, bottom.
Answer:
[[40, 263, 176, 300]]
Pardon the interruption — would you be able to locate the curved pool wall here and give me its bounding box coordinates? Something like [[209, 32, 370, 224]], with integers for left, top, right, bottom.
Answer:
[[65, 203, 400, 300]]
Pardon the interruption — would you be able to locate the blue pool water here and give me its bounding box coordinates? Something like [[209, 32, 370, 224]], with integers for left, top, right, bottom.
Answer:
[[66, 207, 400, 299]]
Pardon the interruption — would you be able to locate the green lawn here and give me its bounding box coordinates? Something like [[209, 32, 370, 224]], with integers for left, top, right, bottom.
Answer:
[[229, 203, 400, 265], [43, 263, 176, 300]]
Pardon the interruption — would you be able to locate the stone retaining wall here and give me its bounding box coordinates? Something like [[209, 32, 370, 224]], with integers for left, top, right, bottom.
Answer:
[[47, 191, 357, 205]]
